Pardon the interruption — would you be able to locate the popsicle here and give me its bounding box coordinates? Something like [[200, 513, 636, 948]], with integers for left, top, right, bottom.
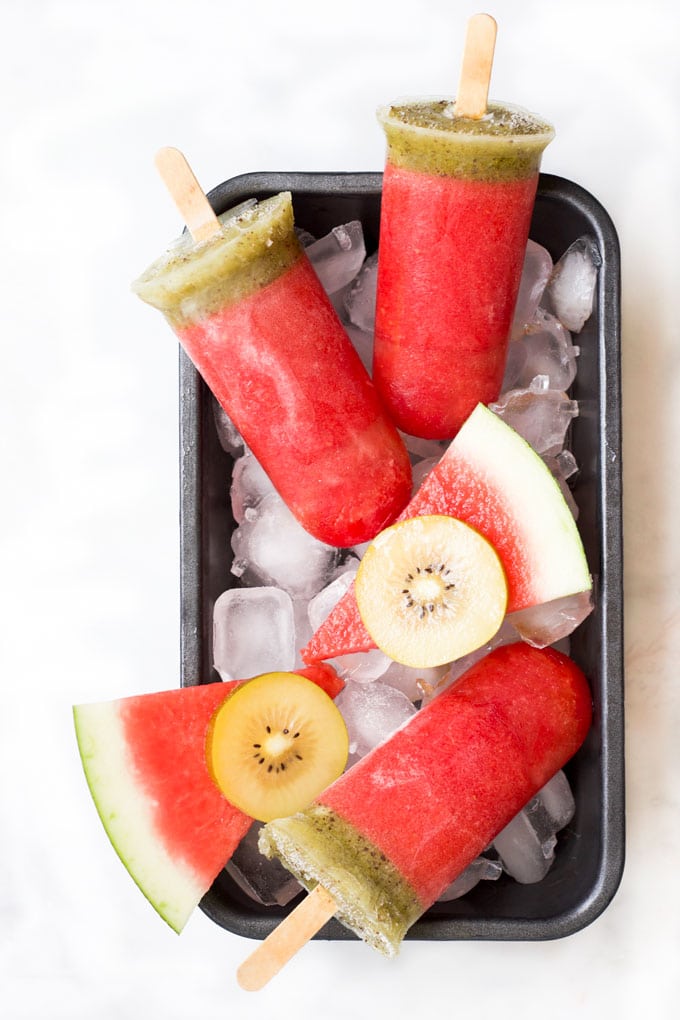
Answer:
[[239, 642, 592, 987], [133, 150, 412, 547], [372, 15, 555, 438]]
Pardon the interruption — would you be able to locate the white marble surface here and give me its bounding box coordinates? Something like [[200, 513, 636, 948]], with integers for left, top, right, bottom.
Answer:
[[2, 1, 679, 1017]]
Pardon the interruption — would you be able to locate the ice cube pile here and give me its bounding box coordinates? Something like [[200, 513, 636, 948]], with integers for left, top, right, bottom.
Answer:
[[211, 221, 599, 906]]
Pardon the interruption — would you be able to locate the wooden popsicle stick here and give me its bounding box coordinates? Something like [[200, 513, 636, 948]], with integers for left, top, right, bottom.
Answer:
[[237, 885, 338, 992], [154, 146, 222, 243], [453, 13, 497, 119]]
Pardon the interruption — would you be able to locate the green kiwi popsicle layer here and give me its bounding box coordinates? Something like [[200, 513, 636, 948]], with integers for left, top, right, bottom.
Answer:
[[378, 100, 555, 181], [259, 805, 422, 956], [132, 192, 302, 328]]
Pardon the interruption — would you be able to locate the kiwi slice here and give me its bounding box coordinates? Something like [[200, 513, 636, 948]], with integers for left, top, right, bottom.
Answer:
[[207, 672, 349, 822], [355, 515, 508, 668]]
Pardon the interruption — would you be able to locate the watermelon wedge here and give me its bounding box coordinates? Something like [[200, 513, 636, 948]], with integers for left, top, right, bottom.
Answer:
[[301, 404, 591, 664], [73, 666, 344, 933]]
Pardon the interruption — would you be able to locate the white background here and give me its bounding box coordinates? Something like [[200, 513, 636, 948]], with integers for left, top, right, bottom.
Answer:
[[2, 1, 679, 1017]]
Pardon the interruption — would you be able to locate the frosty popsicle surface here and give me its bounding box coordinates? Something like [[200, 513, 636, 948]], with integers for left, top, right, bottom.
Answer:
[[257, 642, 592, 959], [133, 190, 412, 547], [373, 99, 554, 438]]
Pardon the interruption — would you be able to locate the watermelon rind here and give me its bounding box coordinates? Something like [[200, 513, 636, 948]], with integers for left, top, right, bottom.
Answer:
[[74, 700, 205, 934]]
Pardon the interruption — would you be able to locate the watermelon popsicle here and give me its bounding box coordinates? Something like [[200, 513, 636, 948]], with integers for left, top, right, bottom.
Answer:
[[240, 643, 592, 986], [133, 153, 412, 547], [373, 21, 554, 438]]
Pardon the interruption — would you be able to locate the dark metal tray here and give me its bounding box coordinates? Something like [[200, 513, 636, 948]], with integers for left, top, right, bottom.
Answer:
[[179, 172, 624, 943]]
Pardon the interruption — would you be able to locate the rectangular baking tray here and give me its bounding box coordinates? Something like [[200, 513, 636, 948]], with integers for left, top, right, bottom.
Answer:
[[179, 171, 624, 943]]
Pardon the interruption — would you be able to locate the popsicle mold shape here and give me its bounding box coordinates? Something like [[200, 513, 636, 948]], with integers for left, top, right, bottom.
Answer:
[[373, 99, 554, 438], [258, 643, 592, 958], [133, 192, 412, 546]]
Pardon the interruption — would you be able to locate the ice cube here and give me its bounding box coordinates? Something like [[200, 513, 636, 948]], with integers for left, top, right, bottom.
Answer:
[[230, 452, 276, 523], [344, 251, 379, 333], [335, 647, 392, 683], [411, 455, 440, 494], [542, 450, 580, 520], [307, 571, 391, 682], [292, 597, 313, 665], [409, 456, 442, 491], [538, 769, 576, 830], [493, 771, 576, 884], [343, 322, 374, 373], [505, 310, 579, 392], [213, 586, 296, 681], [307, 571, 356, 632], [493, 806, 557, 884], [437, 856, 503, 901], [336, 679, 417, 758], [212, 397, 244, 455], [501, 338, 529, 393], [547, 236, 600, 333], [511, 239, 553, 339], [305, 221, 366, 296], [225, 822, 302, 906], [508, 590, 594, 647], [490, 379, 579, 457], [550, 448, 579, 481], [400, 432, 449, 463], [231, 492, 338, 600]]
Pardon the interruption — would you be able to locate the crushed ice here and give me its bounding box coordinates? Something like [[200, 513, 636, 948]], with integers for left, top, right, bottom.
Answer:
[[546, 236, 600, 333], [208, 219, 599, 902]]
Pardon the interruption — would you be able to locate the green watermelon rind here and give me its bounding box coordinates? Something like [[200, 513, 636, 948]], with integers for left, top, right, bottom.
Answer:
[[73, 700, 205, 934]]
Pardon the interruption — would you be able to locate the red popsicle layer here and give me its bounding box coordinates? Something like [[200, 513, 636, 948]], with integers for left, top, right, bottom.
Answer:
[[374, 164, 538, 437]]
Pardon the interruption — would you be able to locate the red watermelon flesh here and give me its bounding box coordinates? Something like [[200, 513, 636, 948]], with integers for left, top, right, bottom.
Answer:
[[74, 667, 344, 933], [301, 404, 591, 664], [295, 662, 346, 699]]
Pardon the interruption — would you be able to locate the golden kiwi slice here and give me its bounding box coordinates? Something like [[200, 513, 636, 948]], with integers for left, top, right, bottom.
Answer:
[[355, 515, 508, 668], [207, 671, 349, 822]]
